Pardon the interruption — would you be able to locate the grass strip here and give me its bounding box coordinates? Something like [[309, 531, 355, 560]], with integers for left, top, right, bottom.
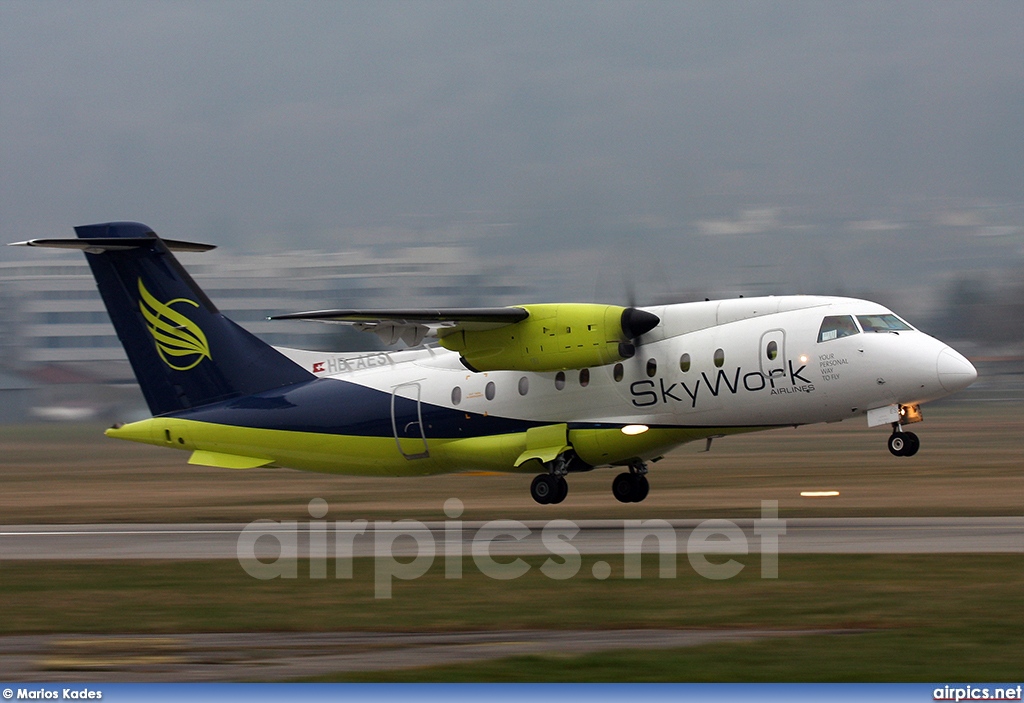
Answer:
[[1, 554, 1021, 680]]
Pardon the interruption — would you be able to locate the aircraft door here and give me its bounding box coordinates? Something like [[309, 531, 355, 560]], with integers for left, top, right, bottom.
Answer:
[[759, 329, 787, 382], [391, 381, 430, 460]]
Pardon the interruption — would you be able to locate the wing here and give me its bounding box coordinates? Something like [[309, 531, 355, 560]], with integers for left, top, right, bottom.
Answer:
[[272, 304, 660, 372], [269, 307, 529, 346]]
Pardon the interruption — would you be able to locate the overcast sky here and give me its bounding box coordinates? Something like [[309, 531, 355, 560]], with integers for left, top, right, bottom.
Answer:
[[2, 1, 1021, 307]]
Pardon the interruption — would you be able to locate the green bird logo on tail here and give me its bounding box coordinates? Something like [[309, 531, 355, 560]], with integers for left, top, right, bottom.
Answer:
[[138, 278, 211, 371]]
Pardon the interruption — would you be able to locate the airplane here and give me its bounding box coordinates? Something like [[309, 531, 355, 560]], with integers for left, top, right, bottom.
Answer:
[[12, 222, 978, 504]]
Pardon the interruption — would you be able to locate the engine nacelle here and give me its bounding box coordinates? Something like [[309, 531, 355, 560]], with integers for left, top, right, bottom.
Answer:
[[438, 303, 658, 372]]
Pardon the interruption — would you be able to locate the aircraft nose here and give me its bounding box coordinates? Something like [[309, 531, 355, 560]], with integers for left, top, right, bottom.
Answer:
[[936, 346, 977, 393]]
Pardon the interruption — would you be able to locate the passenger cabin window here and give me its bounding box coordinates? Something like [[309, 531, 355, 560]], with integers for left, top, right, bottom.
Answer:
[[679, 353, 691, 373], [555, 371, 566, 391], [857, 314, 913, 333], [579, 368, 590, 387], [817, 315, 859, 342], [518, 376, 529, 396], [613, 363, 624, 382]]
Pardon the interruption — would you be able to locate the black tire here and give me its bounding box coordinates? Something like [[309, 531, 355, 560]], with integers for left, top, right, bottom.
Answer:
[[633, 475, 650, 502], [888, 432, 908, 456], [612, 472, 635, 503], [903, 431, 920, 457], [531, 474, 554, 504], [549, 477, 569, 504]]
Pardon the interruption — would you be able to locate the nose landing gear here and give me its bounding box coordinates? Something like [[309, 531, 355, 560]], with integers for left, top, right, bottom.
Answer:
[[888, 424, 920, 457]]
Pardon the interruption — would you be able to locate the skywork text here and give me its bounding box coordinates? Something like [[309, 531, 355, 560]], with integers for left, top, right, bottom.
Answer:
[[630, 362, 815, 409]]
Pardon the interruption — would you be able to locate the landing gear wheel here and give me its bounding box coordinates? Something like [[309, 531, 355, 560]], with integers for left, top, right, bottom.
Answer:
[[888, 432, 907, 456], [531, 474, 556, 504], [612, 473, 649, 503], [888, 431, 920, 457], [903, 431, 920, 457], [551, 477, 569, 504], [531, 474, 568, 504], [612, 472, 635, 503], [633, 475, 649, 502]]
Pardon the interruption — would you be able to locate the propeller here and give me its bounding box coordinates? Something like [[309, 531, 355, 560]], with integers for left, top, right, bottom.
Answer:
[[614, 271, 660, 362], [618, 307, 660, 359], [592, 257, 661, 367]]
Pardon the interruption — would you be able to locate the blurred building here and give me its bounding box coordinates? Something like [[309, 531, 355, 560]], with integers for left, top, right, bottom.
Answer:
[[0, 369, 38, 424], [0, 245, 526, 419]]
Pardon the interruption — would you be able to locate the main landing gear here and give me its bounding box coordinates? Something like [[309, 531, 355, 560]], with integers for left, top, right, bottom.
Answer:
[[612, 460, 649, 503], [888, 423, 920, 457], [530, 452, 573, 505], [530, 473, 568, 504], [529, 454, 652, 505]]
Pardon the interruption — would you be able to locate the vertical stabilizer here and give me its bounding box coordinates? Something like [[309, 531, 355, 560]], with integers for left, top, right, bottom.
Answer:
[[70, 222, 314, 415]]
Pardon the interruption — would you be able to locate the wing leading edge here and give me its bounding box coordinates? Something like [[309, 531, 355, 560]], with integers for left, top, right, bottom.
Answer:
[[269, 307, 530, 346]]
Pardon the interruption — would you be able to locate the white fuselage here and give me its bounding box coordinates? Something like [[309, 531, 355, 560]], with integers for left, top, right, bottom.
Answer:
[[279, 295, 975, 448]]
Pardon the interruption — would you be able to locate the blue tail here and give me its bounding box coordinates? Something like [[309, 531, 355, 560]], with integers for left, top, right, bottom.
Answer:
[[73, 222, 314, 415]]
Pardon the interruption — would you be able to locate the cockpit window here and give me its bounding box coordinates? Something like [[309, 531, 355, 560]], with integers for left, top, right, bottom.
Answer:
[[857, 314, 913, 333], [818, 315, 859, 342]]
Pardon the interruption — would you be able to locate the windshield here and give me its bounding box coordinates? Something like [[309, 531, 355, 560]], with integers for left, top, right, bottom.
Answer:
[[818, 315, 859, 342], [857, 314, 913, 333]]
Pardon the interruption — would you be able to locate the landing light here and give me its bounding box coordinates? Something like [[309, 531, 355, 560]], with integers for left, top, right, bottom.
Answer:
[[799, 354, 809, 364], [800, 491, 840, 497], [621, 425, 649, 436]]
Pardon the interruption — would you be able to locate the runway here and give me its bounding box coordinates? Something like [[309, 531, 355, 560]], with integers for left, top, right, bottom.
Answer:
[[1, 518, 1019, 682], [1, 517, 1021, 559]]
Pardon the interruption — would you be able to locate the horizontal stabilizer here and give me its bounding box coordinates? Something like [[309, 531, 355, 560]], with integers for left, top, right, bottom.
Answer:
[[10, 237, 216, 253]]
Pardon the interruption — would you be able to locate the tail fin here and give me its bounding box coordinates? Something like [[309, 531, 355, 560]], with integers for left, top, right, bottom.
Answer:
[[27, 222, 314, 415]]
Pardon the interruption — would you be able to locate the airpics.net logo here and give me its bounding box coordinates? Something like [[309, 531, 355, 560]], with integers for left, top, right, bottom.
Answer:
[[137, 277, 211, 371], [236, 499, 787, 599]]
